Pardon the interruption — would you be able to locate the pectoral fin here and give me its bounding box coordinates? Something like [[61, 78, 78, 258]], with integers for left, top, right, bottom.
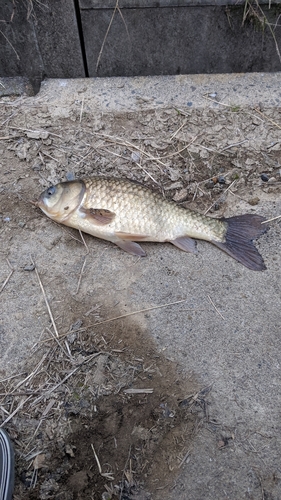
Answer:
[[79, 207, 115, 225], [170, 236, 197, 253]]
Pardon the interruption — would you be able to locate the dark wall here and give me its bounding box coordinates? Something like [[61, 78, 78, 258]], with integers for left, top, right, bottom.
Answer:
[[0, 0, 85, 93], [0, 0, 280, 94], [80, 4, 281, 77]]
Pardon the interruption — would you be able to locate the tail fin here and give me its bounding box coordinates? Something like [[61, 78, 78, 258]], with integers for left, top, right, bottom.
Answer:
[[211, 214, 268, 271]]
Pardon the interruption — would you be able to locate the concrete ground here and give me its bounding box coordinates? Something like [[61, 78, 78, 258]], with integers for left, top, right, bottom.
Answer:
[[0, 73, 281, 499]]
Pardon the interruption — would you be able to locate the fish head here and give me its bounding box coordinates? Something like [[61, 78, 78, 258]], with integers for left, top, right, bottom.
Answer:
[[37, 180, 85, 222]]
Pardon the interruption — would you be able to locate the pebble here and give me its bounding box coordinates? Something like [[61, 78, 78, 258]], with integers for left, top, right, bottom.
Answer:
[[173, 188, 188, 202], [24, 264, 35, 271], [131, 151, 140, 162], [268, 177, 276, 184], [218, 176, 226, 184], [248, 197, 260, 206], [260, 173, 269, 182]]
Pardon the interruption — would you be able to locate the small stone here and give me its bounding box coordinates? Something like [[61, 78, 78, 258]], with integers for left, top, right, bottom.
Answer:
[[260, 173, 269, 182], [65, 444, 75, 458], [167, 167, 181, 181], [70, 318, 83, 331], [32, 160, 42, 171], [24, 264, 35, 271], [26, 130, 41, 139], [131, 151, 140, 162], [252, 117, 261, 126], [18, 221, 25, 228], [268, 177, 276, 184], [33, 453, 46, 470], [218, 176, 226, 184], [173, 188, 188, 202], [248, 197, 260, 206], [67, 331, 77, 344], [102, 493, 112, 500]]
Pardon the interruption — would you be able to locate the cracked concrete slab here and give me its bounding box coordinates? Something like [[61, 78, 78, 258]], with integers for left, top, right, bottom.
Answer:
[[0, 73, 281, 499]]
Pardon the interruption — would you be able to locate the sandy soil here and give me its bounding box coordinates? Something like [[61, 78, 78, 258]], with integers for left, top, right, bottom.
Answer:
[[0, 82, 281, 499]]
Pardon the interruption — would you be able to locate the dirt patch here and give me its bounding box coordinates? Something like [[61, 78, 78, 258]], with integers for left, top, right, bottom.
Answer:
[[3, 311, 203, 500]]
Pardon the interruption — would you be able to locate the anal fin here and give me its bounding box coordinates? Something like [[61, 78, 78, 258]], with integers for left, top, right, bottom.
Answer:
[[170, 236, 197, 254]]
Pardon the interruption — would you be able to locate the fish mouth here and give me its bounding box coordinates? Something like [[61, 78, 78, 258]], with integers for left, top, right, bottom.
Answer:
[[35, 192, 46, 209]]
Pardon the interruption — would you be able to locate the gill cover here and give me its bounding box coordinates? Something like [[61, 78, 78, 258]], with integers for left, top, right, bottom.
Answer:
[[37, 180, 86, 222]]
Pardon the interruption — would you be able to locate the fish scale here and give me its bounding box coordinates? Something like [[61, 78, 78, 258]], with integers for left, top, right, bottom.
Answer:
[[83, 178, 225, 242]]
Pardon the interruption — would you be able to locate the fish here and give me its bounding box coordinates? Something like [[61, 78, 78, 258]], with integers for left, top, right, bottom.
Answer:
[[37, 176, 268, 271]]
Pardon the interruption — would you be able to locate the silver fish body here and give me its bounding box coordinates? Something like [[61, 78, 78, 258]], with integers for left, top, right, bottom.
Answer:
[[37, 177, 267, 270]]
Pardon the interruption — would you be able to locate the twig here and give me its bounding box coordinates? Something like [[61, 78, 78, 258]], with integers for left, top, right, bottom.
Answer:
[[46, 327, 71, 360], [40, 299, 188, 343], [220, 139, 248, 151], [13, 351, 50, 391], [96, 0, 119, 72], [202, 94, 233, 107], [79, 229, 89, 254], [178, 449, 191, 468], [8, 126, 62, 138], [135, 161, 160, 186], [92, 131, 167, 168], [159, 135, 198, 159], [170, 120, 187, 140], [91, 444, 102, 474], [0, 29, 20, 60], [79, 96, 85, 123], [41, 151, 59, 162], [204, 180, 237, 215], [261, 214, 281, 224], [0, 372, 27, 384], [0, 396, 33, 427], [31, 352, 103, 406], [0, 259, 14, 294], [52, 222, 84, 245], [86, 299, 187, 329], [91, 443, 115, 480], [207, 295, 225, 320], [31, 257, 60, 338], [254, 108, 281, 130], [124, 388, 153, 394], [75, 256, 87, 294], [119, 445, 132, 499]]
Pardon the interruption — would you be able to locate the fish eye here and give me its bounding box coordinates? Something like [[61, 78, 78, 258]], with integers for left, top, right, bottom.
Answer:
[[47, 186, 56, 197]]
